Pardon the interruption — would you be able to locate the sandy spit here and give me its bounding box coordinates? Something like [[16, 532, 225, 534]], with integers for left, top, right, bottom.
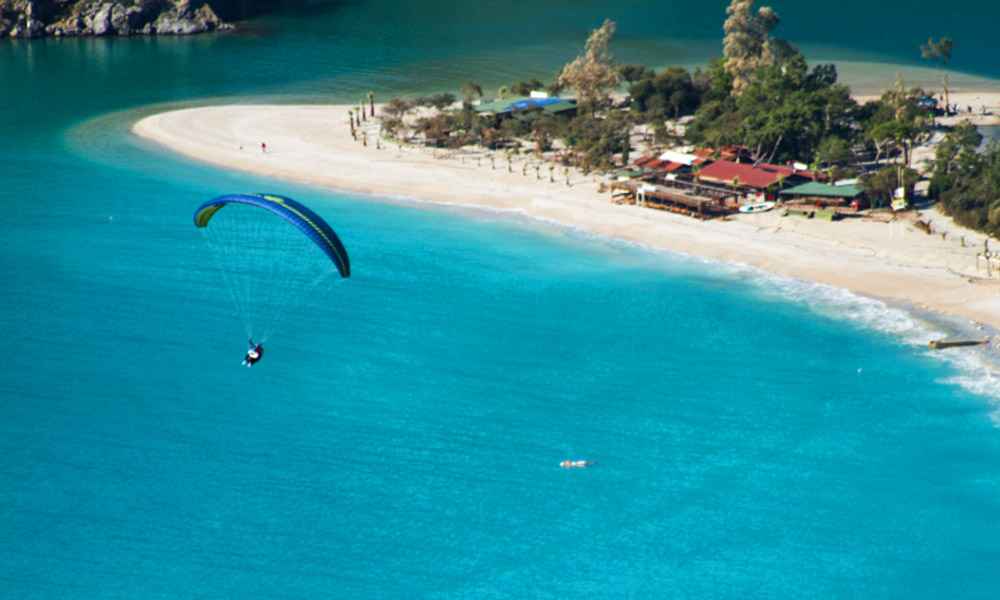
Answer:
[[134, 95, 1000, 334]]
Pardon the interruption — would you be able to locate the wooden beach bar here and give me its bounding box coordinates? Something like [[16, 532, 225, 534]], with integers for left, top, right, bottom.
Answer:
[[611, 180, 730, 219]]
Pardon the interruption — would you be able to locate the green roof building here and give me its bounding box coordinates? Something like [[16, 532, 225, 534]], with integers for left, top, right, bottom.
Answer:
[[472, 96, 577, 118], [779, 181, 863, 199]]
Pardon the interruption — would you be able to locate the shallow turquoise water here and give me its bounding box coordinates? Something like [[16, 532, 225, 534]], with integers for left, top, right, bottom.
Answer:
[[3, 2, 1000, 597]]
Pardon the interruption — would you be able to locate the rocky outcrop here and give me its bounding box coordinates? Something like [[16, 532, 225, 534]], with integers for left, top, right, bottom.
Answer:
[[0, 0, 234, 38]]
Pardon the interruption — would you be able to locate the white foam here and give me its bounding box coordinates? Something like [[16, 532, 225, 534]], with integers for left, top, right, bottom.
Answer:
[[938, 350, 1000, 420], [748, 269, 933, 341], [721, 261, 1000, 410]]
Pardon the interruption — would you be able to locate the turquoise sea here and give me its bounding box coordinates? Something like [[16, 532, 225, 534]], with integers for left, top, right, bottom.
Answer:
[[3, 1, 1000, 597]]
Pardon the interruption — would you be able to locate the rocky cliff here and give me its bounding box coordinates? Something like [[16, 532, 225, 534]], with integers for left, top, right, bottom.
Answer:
[[0, 0, 234, 37]]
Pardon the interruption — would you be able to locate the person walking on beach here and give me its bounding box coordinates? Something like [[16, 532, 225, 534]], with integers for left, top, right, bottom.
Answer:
[[261, 141, 267, 153]]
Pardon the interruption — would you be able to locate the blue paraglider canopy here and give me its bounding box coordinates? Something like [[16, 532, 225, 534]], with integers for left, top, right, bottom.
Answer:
[[194, 193, 350, 278], [194, 193, 351, 344]]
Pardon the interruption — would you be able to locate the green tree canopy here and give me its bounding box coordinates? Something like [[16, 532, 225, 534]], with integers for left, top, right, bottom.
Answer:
[[414, 93, 457, 111], [561, 112, 631, 171], [932, 121, 982, 178], [510, 77, 545, 96], [858, 165, 921, 209], [530, 113, 563, 155], [618, 64, 655, 85], [628, 66, 698, 120], [815, 135, 851, 170], [859, 78, 930, 166], [934, 141, 1000, 235], [686, 54, 857, 164], [928, 123, 1000, 236], [702, 57, 735, 103]]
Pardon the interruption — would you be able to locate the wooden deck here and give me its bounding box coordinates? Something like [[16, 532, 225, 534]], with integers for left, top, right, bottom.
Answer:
[[782, 202, 866, 219]]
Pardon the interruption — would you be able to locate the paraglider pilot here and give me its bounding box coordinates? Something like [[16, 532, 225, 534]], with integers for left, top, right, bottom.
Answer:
[[244, 339, 263, 367]]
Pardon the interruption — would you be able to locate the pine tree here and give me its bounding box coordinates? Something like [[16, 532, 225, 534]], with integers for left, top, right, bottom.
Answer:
[[920, 37, 955, 110], [722, 0, 796, 94], [558, 19, 621, 113]]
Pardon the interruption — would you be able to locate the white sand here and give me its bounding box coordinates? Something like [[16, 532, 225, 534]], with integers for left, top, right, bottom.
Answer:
[[133, 96, 1000, 334]]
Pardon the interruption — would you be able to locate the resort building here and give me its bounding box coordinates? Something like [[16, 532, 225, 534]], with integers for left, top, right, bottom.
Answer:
[[473, 96, 577, 123], [616, 149, 863, 219]]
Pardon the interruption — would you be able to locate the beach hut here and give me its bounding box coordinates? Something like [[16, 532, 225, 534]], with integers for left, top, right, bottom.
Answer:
[[609, 180, 730, 219], [778, 181, 866, 208]]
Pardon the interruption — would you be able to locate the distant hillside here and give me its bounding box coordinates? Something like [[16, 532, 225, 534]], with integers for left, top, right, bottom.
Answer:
[[0, 0, 234, 37]]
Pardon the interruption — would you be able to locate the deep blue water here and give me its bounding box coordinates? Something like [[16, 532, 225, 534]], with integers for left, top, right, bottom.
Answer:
[[3, 2, 1000, 597]]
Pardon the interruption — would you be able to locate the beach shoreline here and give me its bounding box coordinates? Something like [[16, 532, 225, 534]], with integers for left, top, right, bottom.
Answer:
[[133, 92, 1000, 339]]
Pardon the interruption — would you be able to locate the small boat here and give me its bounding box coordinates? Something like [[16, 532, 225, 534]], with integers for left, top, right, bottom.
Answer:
[[739, 202, 776, 213], [560, 460, 594, 468]]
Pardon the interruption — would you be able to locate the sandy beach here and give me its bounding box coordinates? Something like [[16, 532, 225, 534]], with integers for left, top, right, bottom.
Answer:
[[134, 91, 1000, 334]]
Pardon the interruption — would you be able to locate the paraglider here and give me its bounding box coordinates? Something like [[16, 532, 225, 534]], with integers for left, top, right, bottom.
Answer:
[[243, 339, 264, 367], [194, 193, 350, 364]]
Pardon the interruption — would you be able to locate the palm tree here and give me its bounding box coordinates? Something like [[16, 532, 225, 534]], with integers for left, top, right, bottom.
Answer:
[[367, 91, 375, 117]]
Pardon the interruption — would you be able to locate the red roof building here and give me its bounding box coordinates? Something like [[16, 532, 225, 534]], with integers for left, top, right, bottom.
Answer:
[[696, 160, 813, 190], [691, 146, 751, 162], [634, 155, 685, 173], [633, 151, 708, 177]]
